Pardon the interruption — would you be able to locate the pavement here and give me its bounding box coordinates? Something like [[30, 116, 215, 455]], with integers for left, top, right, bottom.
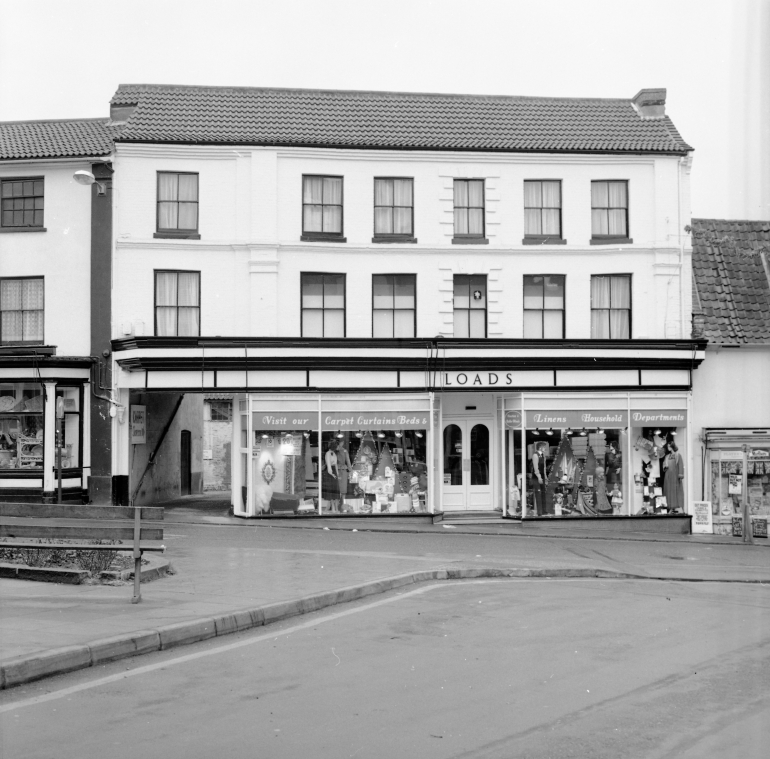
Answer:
[[1, 493, 768, 690]]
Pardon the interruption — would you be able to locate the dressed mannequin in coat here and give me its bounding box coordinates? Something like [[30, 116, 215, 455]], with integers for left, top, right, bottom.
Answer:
[[531, 442, 548, 516], [663, 440, 685, 512]]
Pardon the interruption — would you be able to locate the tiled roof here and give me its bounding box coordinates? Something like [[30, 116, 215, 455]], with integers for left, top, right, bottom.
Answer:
[[0, 118, 116, 160], [110, 84, 692, 154], [691, 219, 770, 344]]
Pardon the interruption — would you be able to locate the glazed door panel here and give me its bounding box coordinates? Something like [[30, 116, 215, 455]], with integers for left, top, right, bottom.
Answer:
[[442, 419, 493, 510]]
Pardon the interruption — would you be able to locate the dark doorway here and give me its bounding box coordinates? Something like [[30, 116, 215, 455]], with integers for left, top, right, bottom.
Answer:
[[180, 430, 192, 495]]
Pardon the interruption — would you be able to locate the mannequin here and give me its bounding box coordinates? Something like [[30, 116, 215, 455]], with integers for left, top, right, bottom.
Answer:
[[530, 442, 548, 516], [663, 440, 685, 512], [336, 440, 352, 505], [324, 442, 339, 511]]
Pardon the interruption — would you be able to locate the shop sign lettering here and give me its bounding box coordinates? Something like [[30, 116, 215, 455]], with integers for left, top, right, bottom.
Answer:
[[525, 410, 628, 428], [323, 413, 430, 431], [253, 412, 319, 429], [691, 501, 713, 534], [444, 372, 520, 387], [504, 410, 522, 429], [630, 410, 687, 425], [130, 405, 146, 444]]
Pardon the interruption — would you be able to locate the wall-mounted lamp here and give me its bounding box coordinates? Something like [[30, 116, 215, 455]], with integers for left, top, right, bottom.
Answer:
[[376, 432, 386, 439], [597, 427, 604, 434], [355, 431, 363, 438], [580, 428, 587, 436], [565, 428, 573, 436], [545, 428, 553, 436], [73, 170, 107, 196], [654, 428, 662, 436], [532, 428, 540, 436], [415, 431, 424, 438], [335, 431, 344, 439], [395, 431, 403, 438]]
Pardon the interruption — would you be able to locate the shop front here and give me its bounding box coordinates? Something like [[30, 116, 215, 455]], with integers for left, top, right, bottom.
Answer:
[[704, 428, 770, 537], [0, 357, 91, 502], [233, 394, 434, 516], [502, 394, 691, 520]]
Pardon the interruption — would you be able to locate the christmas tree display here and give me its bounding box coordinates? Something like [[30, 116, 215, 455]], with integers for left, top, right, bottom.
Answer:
[[545, 435, 577, 513], [374, 443, 396, 481], [350, 432, 378, 482]]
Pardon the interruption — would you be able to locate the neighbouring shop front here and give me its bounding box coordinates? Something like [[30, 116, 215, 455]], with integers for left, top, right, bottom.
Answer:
[[704, 428, 770, 537], [0, 370, 90, 502]]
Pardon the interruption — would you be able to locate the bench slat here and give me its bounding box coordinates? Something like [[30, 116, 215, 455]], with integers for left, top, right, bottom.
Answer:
[[1, 525, 163, 541], [0, 542, 165, 552], [0, 504, 164, 521]]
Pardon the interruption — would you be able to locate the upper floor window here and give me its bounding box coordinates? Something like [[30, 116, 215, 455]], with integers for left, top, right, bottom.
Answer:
[[591, 275, 631, 339], [155, 270, 200, 337], [453, 179, 486, 243], [302, 176, 344, 241], [0, 277, 44, 344], [373, 178, 414, 242], [523, 181, 563, 242], [372, 274, 416, 338], [523, 275, 565, 338], [453, 274, 486, 338], [301, 273, 345, 337], [591, 181, 630, 242], [1, 178, 44, 230], [156, 172, 199, 238]]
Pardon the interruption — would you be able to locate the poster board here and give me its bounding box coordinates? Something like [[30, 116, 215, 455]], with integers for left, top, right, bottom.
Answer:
[[130, 406, 146, 445], [691, 501, 713, 534]]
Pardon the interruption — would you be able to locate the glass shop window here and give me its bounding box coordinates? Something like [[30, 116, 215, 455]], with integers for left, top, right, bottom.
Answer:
[[524, 427, 626, 517], [0, 382, 44, 470], [631, 427, 685, 515], [320, 429, 428, 515], [710, 452, 770, 519], [55, 386, 81, 468]]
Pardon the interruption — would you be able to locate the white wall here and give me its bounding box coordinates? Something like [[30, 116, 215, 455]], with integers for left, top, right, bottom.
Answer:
[[0, 161, 93, 355], [112, 144, 690, 341]]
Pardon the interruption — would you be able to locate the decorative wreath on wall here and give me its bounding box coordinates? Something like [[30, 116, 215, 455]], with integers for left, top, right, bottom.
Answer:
[[261, 459, 276, 485]]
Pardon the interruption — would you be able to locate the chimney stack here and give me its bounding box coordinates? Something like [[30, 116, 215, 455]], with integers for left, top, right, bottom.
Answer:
[[632, 88, 667, 120]]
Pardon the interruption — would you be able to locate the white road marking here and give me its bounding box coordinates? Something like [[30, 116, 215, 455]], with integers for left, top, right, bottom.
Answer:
[[0, 579, 515, 713]]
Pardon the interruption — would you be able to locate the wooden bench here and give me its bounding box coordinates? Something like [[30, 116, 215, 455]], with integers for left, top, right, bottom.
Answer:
[[0, 503, 164, 603]]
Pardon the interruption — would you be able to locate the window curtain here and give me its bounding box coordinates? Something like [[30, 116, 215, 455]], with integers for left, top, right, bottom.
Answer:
[[22, 279, 43, 341], [155, 272, 178, 336], [393, 179, 412, 234], [468, 181, 484, 235], [541, 182, 560, 235], [177, 272, 200, 336], [158, 174, 178, 230], [322, 177, 342, 233], [607, 183, 628, 236], [303, 177, 323, 232], [609, 276, 631, 338], [591, 276, 611, 309]]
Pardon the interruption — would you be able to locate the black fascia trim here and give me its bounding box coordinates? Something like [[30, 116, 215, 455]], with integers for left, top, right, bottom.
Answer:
[[112, 335, 709, 352], [0, 345, 55, 356], [114, 138, 692, 157], [116, 356, 704, 373]]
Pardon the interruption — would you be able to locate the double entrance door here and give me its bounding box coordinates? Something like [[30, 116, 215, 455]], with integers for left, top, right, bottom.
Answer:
[[442, 418, 492, 510]]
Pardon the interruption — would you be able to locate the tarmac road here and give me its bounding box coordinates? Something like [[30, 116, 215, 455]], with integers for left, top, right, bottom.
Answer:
[[2, 578, 769, 759]]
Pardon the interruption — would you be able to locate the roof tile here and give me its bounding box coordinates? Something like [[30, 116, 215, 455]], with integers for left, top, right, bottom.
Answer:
[[0, 118, 116, 160], [109, 84, 693, 154], [691, 219, 770, 345]]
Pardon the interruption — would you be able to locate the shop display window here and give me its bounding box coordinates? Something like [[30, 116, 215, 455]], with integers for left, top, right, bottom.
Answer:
[[0, 382, 44, 470], [631, 427, 685, 514], [55, 386, 81, 468], [524, 428, 625, 516], [247, 420, 429, 515], [251, 424, 318, 515], [710, 453, 770, 519]]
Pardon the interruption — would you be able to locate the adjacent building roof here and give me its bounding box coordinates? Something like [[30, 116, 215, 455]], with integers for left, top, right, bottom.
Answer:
[[691, 219, 770, 345], [0, 118, 115, 160], [110, 84, 692, 154]]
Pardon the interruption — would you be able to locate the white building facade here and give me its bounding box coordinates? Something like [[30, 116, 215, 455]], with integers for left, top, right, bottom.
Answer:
[[0, 119, 114, 502], [108, 84, 704, 523]]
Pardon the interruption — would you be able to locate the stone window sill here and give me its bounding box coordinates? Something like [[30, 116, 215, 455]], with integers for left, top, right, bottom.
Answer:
[[590, 237, 633, 245], [452, 237, 489, 245], [0, 227, 46, 233], [372, 236, 417, 244], [154, 231, 201, 240], [522, 236, 567, 245]]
